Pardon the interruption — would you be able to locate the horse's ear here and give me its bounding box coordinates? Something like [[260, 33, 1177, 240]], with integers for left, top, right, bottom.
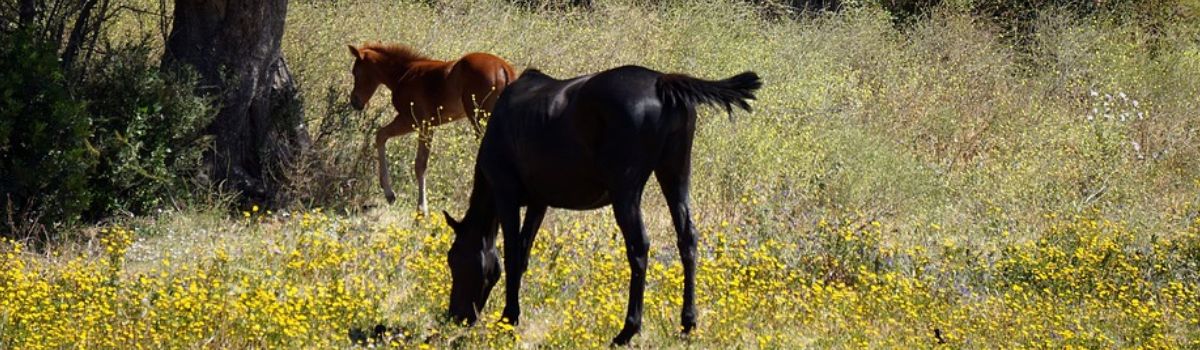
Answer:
[[443, 210, 460, 230], [348, 45, 361, 60]]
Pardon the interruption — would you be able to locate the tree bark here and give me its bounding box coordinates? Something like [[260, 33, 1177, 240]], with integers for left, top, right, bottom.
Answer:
[[162, 0, 309, 206]]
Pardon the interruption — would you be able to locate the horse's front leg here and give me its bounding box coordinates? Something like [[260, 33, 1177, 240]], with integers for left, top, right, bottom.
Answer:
[[375, 127, 398, 204], [414, 128, 432, 215], [501, 204, 547, 324], [611, 190, 650, 346]]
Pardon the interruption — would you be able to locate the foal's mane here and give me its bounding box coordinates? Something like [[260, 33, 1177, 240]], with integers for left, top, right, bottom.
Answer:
[[361, 43, 431, 65]]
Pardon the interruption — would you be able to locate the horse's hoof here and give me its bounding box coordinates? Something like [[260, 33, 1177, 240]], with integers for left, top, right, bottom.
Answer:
[[384, 193, 397, 204], [681, 315, 696, 334], [681, 323, 695, 335], [500, 307, 520, 326], [349, 324, 399, 346], [610, 327, 638, 347]]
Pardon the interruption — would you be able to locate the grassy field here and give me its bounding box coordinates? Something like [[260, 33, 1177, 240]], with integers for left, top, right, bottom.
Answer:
[[3, 0, 1200, 348]]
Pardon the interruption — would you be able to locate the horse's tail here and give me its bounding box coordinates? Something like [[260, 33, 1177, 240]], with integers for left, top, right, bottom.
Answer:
[[656, 71, 762, 121]]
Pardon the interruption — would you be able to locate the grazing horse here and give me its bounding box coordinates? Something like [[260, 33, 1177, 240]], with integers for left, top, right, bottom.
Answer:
[[347, 43, 516, 214], [442, 65, 761, 345]]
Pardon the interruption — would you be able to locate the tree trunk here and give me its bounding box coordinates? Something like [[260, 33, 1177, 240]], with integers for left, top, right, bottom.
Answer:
[[162, 0, 309, 206]]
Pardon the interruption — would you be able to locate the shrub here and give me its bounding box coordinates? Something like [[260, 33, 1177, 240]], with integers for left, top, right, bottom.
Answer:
[[76, 41, 212, 220], [0, 31, 93, 239], [0, 33, 211, 239]]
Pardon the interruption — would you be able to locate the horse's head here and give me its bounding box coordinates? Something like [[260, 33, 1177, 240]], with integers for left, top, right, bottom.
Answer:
[[347, 45, 382, 111], [442, 210, 501, 324]]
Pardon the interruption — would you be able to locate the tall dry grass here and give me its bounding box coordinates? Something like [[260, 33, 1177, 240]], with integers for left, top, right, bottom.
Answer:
[[2, 0, 1198, 348]]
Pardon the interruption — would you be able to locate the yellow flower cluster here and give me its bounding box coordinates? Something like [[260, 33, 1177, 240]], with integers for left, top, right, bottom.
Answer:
[[0, 216, 380, 349], [2, 209, 1197, 348]]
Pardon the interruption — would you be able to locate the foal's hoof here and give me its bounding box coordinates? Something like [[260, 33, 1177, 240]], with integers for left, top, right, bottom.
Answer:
[[384, 193, 397, 204]]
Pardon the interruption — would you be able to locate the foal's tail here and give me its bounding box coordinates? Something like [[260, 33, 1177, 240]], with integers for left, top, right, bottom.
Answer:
[[500, 65, 514, 87], [656, 71, 762, 121]]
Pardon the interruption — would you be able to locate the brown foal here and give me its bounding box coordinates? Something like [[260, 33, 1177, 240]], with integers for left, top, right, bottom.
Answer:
[[348, 43, 516, 214]]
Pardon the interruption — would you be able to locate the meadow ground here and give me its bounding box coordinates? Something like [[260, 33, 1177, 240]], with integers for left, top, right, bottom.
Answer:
[[3, 0, 1200, 348]]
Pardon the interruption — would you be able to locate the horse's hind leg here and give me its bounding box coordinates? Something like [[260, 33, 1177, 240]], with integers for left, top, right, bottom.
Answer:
[[609, 184, 651, 346], [460, 92, 483, 137], [655, 129, 699, 335], [461, 86, 498, 138]]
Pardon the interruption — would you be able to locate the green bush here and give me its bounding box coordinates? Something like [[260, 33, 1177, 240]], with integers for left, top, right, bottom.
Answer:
[[77, 42, 212, 220], [0, 33, 211, 239], [883, 0, 1194, 32], [0, 31, 94, 238]]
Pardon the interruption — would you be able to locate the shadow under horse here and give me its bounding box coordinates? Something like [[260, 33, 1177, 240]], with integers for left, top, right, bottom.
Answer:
[[443, 65, 761, 345]]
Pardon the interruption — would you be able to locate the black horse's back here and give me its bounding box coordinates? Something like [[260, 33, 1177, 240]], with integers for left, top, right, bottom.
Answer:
[[482, 68, 607, 209]]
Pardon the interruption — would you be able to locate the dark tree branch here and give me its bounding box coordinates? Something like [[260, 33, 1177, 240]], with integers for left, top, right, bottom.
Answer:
[[61, 0, 99, 70], [18, 0, 36, 27], [80, 0, 112, 66]]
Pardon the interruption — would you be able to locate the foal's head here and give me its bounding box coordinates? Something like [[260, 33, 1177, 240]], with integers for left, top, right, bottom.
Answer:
[[346, 45, 382, 111], [347, 43, 431, 111], [442, 211, 501, 324]]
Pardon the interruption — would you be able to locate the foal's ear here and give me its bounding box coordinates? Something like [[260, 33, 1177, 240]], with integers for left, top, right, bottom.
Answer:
[[348, 45, 361, 60], [442, 210, 460, 230]]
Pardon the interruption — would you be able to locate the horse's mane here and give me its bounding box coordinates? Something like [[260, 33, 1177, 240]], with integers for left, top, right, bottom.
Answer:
[[361, 43, 431, 65], [520, 68, 546, 77], [519, 68, 560, 81]]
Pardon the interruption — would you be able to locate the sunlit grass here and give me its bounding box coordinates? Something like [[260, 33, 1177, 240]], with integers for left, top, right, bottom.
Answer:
[[4, 0, 1200, 348]]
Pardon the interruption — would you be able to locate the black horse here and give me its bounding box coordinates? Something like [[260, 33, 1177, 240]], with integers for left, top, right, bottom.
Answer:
[[442, 65, 761, 345]]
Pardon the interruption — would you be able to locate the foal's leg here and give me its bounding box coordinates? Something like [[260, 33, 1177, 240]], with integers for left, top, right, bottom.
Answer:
[[461, 91, 486, 137], [655, 131, 699, 334], [375, 120, 407, 204], [461, 81, 501, 138], [501, 204, 547, 324], [414, 128, 433, 215], [610, 188, 650, 346]]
